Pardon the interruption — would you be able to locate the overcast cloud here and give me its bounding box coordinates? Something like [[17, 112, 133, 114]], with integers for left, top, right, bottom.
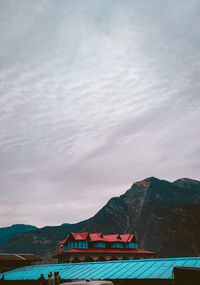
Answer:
[[0, 0, 200, 227]]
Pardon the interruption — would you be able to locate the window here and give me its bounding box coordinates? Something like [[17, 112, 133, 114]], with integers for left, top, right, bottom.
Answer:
[[93, 242, 106, 248], [125, 242, 137, 249], [111, 242, 123, 249]]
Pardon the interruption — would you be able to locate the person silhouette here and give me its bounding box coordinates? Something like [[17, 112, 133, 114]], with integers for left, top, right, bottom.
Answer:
[[48, 272, 55, 285], [54, 272, 61, 285], [0, 275, 5, 284], [38, 273, 46, 285]]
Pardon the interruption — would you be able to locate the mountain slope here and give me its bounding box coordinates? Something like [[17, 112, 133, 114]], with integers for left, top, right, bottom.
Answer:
[[173, 178, 200, 192], [82, 177, 200, 252], [160, 202, 200, 257], [0, 177, 199, 262], [0, 220, 90, 262], [0, 224, 37, 246]]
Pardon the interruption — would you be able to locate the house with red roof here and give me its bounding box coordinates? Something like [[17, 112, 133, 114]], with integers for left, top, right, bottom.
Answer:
[[53, 232, 155, 263]]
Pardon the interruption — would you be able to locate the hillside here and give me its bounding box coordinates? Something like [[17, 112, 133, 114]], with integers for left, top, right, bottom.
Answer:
[[82, 177, 200, 253], [0, 221, 90, 262], [0, 224, 37, 246], [0, 177, 199, 262]]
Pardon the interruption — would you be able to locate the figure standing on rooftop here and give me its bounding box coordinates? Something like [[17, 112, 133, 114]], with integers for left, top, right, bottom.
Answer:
[[54, 271, 61, 285], [38, 273, 47, 285], [0, 274, 5, 284], [48, 272, 55, 285]]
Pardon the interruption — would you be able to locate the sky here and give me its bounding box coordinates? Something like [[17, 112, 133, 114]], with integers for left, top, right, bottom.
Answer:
[[0, 0, 200, 228]]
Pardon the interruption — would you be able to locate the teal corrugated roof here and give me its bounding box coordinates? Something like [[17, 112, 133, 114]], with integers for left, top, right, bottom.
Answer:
[[0, 257, 200, 280]]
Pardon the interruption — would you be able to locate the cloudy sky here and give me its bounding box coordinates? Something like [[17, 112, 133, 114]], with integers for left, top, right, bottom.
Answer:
[[0, 0, 200, 228]]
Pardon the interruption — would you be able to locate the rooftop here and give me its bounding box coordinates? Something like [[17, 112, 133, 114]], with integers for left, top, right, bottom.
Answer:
[[60, 232, 136, 244], [0, 257, 200, 280], [0, 253, 42, 262]]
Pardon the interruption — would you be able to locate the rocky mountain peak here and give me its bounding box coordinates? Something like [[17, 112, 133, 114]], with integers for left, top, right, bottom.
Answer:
[[173, 178, 200, 189], [124, 177, 173, 203], [132, 176, 160, 188]]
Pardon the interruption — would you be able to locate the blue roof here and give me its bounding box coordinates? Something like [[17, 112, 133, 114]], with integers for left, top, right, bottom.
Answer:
[[0, 257, 200, 280]]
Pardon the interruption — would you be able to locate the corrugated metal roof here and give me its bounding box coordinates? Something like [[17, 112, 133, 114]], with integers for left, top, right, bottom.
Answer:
[[0, 257, 199, 281]]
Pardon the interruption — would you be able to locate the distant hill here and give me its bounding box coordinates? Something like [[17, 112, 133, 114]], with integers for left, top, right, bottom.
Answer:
[[0, 221, 89, 262], [0, 177, 200, 262], [0, 224, 37, 246]]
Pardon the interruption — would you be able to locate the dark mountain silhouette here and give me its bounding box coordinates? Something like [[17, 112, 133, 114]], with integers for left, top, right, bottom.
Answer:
[[0, 221, 89, 262], [0, 224, 37, 246], [82, 177, 200, 254], [0, 177, 199, 262]]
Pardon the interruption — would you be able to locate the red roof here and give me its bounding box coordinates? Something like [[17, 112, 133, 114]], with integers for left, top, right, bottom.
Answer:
[[61, 232, 89, 244], [62, 248, 154, 254], [102, 234, 120, 242], [120, 234, 134, 242], [90, 233, 104, 241], [71, 232, 89, 240], [89, 233, 135, 242], [61, 232, 136, 244]]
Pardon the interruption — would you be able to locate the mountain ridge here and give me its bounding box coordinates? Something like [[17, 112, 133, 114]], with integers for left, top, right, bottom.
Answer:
[[0, 177, 199, 262], [0, 224, 37, 247]]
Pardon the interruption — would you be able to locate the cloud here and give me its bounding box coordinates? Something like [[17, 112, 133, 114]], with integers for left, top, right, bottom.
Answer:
[[0, 0, 200, 227]]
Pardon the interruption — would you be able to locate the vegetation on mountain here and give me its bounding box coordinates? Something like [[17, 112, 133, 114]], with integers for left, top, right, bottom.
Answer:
[[0, 224, 37, 246]]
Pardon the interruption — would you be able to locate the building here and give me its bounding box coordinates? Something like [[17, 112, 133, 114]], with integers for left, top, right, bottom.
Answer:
[[0, 253, 42, 273], [53, 232, 155, 263]]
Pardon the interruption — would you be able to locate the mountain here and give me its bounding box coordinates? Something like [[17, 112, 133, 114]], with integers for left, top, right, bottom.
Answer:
[[81, 177, 200, 254], [0, 221, 90, 262], [160, 178, 200, 256], [173, 177, 200, 192], [0, 224, 37, 246], [0, 177, 199, 262]]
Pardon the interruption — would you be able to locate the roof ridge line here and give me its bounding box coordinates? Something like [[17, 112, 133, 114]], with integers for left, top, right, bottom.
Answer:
[[15, 254, 26, 260]]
